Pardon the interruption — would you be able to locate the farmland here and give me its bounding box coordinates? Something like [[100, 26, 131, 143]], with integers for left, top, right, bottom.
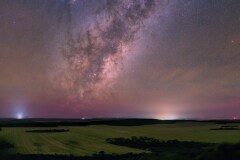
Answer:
[[0, 120, 240, 156]]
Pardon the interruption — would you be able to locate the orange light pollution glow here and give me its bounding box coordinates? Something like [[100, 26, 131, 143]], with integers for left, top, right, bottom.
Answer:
[[0, 0, 239, 119]]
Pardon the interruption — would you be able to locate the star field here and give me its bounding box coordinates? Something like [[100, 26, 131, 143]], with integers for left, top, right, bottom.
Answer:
[[0, 0, 239, 119]]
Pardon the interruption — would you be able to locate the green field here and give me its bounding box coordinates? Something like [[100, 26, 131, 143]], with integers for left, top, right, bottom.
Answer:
[[0, 122, 240, 156]]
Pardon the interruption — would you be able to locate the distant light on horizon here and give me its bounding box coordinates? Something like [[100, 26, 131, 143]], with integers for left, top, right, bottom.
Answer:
[[16, 113, 23, 119], [155, 113, 179, 120], [232, 116, 239, 120]]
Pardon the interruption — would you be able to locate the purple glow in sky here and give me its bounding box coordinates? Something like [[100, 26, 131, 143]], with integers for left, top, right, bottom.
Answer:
[[0, 0, 239, 119]]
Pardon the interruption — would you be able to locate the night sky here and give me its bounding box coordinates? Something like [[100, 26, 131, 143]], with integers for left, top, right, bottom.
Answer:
[[0, 0, 239, 119]]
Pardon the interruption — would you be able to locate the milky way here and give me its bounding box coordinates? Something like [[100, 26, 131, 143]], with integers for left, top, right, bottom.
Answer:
[[0, 0, 239, 118], [54, 0, 157, 102]]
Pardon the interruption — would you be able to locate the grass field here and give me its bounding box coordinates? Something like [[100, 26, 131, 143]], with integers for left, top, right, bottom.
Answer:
[[0, 122, 240, 156]]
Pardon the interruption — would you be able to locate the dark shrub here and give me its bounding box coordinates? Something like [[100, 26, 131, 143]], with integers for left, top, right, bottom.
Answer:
[[26, 129, 69, 133]]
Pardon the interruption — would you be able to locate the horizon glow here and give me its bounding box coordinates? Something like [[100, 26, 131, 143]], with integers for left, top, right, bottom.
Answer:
[[0, 0, 239, 119], [16, 113, 23, 119]]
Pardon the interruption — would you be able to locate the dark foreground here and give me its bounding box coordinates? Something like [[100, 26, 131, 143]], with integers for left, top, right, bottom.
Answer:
[[0, 119, 240, 160], [1, 137, 240, 160]]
